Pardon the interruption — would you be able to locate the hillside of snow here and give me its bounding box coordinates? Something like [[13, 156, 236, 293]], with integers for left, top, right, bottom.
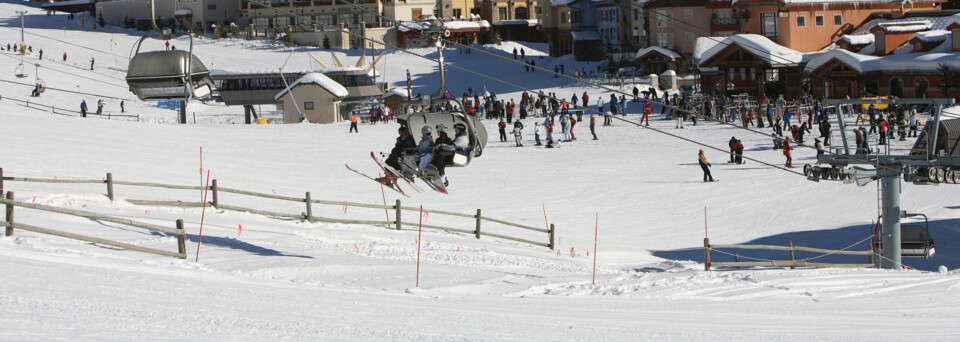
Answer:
[[1, 2, 959, 340]]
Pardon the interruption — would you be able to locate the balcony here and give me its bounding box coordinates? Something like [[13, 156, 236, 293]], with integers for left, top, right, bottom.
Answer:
[[711, 17, 739, 32], [711, 17, 738, 25], [706, 0, 733, 9]]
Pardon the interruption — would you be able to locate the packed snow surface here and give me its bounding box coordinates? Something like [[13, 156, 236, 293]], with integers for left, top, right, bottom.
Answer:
[[1, 2, 959, 340]]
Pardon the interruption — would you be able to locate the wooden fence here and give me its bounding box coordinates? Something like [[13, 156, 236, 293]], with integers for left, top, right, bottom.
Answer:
[[2, 95, 140, 121], [2, 191, 187, 259], [1, 168, 555, 250], [703, 238, 874, 271]]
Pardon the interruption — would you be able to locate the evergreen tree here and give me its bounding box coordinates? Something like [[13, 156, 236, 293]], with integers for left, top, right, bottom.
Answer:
[[937, 63, 958, 98], [323, 36, 331, 50]]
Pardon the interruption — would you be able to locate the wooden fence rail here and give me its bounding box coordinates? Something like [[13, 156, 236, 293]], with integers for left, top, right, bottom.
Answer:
[[703, 238, 873, 271], [2, 191, 186, 259], [2, 168, 555, 249], [2, 96, 140, 121]]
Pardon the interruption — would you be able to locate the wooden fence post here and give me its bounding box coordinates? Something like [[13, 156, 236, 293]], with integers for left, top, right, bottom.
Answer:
[[474, 209, 481, 239], [0, 167, 4, 194], [549, 223, 556, 250], [395, 199, 401, 230], [176, 219, 186, 256], [106, 173, 114, 201], [305, 192, 312, 221], [5, 192, 14, 236], [734, 254, 740, 269], [703, 237, 711, 271], [787, 241, 796, 269], [211, 179, 218, 208]]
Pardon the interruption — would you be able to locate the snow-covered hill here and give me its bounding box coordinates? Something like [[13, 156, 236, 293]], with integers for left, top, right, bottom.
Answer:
[[1, 2, 958, 340]]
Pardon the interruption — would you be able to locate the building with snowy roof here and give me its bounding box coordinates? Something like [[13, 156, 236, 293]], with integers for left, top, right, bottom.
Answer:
[[275, 73, 350, 124], [731, 0, 940, 53]]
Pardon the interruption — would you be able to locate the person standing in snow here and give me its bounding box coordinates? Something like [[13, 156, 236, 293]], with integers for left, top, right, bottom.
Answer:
[[96, 99, 104, 114], [513, 120, 524, 147], [782, 139, 793, 167], [589, 114, 598, 140], [641, 100, 651, 126], [544, 117, 554, 148], [728, 136, 739, 163], [120, 100, 125, 113], [699, 150, 715, 182], [534, 122, 542, 146], [349, 113, 358, 133], [80, 100, 88, 118], [498, 119, 507, 142], [90, 57, 95, 70]]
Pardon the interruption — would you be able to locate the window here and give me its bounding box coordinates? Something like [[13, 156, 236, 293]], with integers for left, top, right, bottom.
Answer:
[[275, 17, 290, 27], [684, 9, 693, 18], [412, 8, 422, 21], [657, 33, 674, 49], [954, 29, 960, 50], [815, 15, 823, 27], [834, 14, 842, 26], [453, 9, 462, 19], [253, 17, 269, 27], [515, 7, 528, 20], [796, 15, 805, 28], [875, 30, 885, 52], [685, 32, 694, 41], [761, 12, 777, 38], [207, 4, 216, 10], [337, 13, 352, 25], [634, 9, 639, 20], [499, 7, 507, 20], [560, 11, 568, 24], [657, 10, 673, 27], [304, 102, 314, 110]]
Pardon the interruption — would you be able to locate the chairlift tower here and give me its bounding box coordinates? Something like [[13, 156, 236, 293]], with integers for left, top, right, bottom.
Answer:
[[808, 98, 958, 269]]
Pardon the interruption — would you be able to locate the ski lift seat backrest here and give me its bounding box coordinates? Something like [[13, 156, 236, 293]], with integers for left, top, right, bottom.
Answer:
[[900, 224, 935, 258], [126, 50, 213, 101]]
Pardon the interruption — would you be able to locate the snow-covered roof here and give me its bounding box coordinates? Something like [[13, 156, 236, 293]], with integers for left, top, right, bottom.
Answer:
[[174, 9, 192, 16], [383, 88, 410, 98], [733, 0, 926, 5], [400, 20, 490, 32], [838, 34, 874, 46], [806, 41, 960, 74], [693, 37, 723, 62], [875, 20, 933, 33], [571, 31, 602, 41], [552, 0, 578, 7], [500, 19, 538, 26], [274, 72, 349, 101], [635, 46, 683, 60], [911, 30, 950, 43], [700, 34, 803, 66]]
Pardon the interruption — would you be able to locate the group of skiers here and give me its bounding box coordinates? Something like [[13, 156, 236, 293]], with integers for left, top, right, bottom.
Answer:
[[78, 99, 123, 118], [383, 122, 471, 182]]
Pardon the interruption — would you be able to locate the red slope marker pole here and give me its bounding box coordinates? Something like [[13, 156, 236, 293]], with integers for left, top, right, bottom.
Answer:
[[592, 212, 599, 285], [199, 146, 203, 203], [380, 173, 390, 225], [416, 205, 424, 288], [195, 170, 211, 263]]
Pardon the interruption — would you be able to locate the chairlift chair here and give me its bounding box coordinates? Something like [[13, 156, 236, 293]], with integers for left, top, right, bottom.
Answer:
[[126, 42, 214, 101], [874, 214, 936, 259], [14, 62, 27, 78], [34, 63, 44, 94], [124, 0, 214, 102]]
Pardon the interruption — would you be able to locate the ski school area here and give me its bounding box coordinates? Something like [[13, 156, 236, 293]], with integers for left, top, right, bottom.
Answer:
[[1, 2, 960, 340]]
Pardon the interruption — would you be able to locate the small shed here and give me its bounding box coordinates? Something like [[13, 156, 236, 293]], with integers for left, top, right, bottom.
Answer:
[[382, 88, 410, 114], [275, 72, 349, 124]]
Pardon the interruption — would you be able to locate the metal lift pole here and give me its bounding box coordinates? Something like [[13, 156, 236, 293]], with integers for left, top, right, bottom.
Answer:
[[879, 165, 902, 269]]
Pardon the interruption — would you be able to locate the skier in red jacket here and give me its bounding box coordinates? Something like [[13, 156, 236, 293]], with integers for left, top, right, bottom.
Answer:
[[782, 140, 792, 167]]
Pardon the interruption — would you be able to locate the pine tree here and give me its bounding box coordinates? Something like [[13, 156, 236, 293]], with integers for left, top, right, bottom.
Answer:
[[937, 63, 957, 98], [323, 36, 331, 50]]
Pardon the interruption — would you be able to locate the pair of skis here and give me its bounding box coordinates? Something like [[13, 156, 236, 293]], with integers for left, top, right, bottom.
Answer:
[[346, 152, 448, 196]]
